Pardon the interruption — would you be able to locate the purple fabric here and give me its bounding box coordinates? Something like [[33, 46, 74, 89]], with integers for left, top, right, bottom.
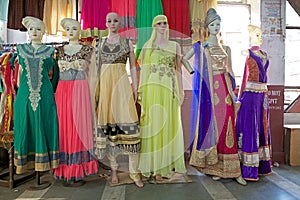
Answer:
[[249, 50, 269, 83], [236, 49, 272, 180]]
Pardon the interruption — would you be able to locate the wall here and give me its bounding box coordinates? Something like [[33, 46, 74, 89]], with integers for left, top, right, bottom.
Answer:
[[261, 0, 286, 163]]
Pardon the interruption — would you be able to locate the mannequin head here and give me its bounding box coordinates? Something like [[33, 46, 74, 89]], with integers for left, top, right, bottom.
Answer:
[[205, 8, 221, 36], [152, 15, 169, 37], [248, 25, 262, 46], [106, 12, 121, 33], [61, 18, 81, 42], [22, 16, 45, 43]]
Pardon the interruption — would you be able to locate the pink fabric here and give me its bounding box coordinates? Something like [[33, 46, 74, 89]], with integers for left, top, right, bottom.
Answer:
[[54, 80, 98, 180], [213, 74, 238, 155], [81, 0, 111, 30], [111, 0, 137, 39]]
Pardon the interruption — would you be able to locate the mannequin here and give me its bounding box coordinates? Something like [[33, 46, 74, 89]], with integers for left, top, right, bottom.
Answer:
[[236, 25, 272, 181], [53, 18, 99, 187], [14, 16, 59, 188], [94, 12, 143, 188], [138, 15, 187, 183], [185, 8, 246, 185]]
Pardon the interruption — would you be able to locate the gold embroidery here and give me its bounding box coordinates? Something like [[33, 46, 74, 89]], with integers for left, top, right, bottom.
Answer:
[[196, 153, 241, 178], [189, 145, 218, 168], [214, 93, 219, 105], [214, 80, 219, 89], [226, 117, 234, 148], [225, 94, 232, 105]]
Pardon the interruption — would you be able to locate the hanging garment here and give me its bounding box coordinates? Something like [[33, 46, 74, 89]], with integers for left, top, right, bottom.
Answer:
[[43, 0, 76, 35], [189, 0, 217, 42], [162, 0, 191, 52], [135, 0, 164, 59], [7, 0, 45, 31], [111, 0, 137, 40]]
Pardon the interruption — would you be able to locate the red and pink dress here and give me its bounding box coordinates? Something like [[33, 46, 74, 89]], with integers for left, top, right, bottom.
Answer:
[[53, 45, 99, 181]]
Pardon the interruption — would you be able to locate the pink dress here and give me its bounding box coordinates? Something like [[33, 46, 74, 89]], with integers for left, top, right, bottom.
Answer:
[[53, 45, 98, 181]]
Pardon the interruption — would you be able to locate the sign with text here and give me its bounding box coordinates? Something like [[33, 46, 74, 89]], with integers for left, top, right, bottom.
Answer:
[[268, 86, 284, 111], [268, 85, 284, 163]]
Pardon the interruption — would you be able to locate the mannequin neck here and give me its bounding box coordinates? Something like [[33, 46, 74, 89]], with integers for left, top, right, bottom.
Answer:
[[206, 35, 220, 46], [107, 33, 120, 43], [155, 32, 168, 46], [250, 46, 260, 51], [68, 40, 80, 45], [31, 40, 42, 49]]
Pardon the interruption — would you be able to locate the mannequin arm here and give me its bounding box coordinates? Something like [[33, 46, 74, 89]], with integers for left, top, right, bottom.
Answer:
[[182, 48, 195, 74]]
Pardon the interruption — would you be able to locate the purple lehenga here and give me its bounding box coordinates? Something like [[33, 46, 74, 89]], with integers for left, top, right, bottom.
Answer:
[[236, 48, 272, 181]]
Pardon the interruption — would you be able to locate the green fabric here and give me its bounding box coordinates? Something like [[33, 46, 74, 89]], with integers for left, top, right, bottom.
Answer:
[[138, 41, 186, 178], [14, 44, 59, 173], [135, 0, 164, 59]]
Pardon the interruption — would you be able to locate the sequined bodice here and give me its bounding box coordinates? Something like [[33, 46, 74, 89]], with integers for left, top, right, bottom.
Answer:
[[99, 37, 130, 64], [56, 45, 94, 80], [206, 46, 228, 73]]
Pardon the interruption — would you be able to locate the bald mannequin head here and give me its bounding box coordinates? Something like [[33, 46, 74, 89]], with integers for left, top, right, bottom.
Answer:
[[106, 12, 121, 33]]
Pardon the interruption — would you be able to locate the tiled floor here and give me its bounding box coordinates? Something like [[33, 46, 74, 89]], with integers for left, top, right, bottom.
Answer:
[[1, 163, 300, 200]]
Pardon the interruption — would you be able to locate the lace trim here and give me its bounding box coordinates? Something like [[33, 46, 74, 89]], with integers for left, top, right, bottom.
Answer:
[[245, 81, 268, 93], [238, 145, 272, 167]]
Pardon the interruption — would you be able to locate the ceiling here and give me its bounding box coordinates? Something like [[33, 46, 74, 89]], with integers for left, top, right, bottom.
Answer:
[[288, 0, 300, 17]]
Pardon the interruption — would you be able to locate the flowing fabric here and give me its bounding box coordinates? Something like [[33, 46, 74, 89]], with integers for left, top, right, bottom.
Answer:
[[14, 44, 59, 174], [138, 41, 186, 178], [0, 53, 14, 132], [135, 0, 164, 59], [162, 0, 191, 52], [95, 37, 140, 155], [111, 0, 137, 40], [236, 49, 272, 181], [189, 0, 217, 42], [190, 41, 241, 178], [53, 45, 99, 181], [7, 0, 45, 31], [43, 0, 76, 35], [81, 0, 110, 30]]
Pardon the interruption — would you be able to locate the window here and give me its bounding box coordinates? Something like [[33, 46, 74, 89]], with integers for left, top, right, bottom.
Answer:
[[284, 2, 300, 107], [217, 4, 251, 86], [285, 3, 300, 87]]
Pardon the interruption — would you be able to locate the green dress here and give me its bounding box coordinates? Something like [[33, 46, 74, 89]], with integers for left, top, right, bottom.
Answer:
[[14, 44, 59, 174], [138, 41, 186, 178]]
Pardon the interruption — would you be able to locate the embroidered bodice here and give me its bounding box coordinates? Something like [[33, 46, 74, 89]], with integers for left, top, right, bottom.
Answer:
[[205, 45, 228, 74], [17, 43, 54, 111], [247, 49, 269, 83], [99, 37, 130, 64], [150, 42, 176, 79], [56, 45, 94, 80]]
